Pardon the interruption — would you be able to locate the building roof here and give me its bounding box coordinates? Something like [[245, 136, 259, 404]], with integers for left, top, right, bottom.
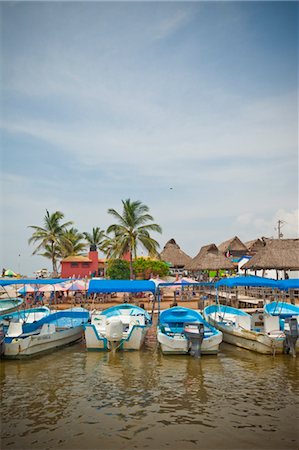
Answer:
[[186, 244, 235, 271], [61, 255, 92, 263], [242, 239, 299, 270], [245, 238, 264, 252], [160, 238, 192, 267], [218, 236, 248, 253]]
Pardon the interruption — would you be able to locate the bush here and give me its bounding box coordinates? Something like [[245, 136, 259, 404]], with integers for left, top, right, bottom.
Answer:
[[106, 259, 130, 279], [133, 258, 169, 279]]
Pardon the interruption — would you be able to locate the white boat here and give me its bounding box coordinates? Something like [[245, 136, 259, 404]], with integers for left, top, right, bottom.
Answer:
[[264, 301, 299, 355], [157, 306, 223, 355], [0, 298, 24, 314], [85, 279, 156, 352], [204, 304, 285, 355], [2, 307, 89, 358], [85, 303, 152, 351]]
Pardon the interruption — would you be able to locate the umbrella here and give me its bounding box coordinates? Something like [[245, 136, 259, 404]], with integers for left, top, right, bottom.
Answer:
[[4, 269, 17, 277], [64, 280, 88, 291], [18, 285, 36, 294], [149, 277, 166, 287]]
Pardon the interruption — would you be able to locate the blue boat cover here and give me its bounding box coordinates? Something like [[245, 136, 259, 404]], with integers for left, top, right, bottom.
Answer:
[[0, 278, 71, 286], [88, 279, 156, 294], [264, 302, 299, 318], [216, 276, 278, 288], [159, 307, 203, 325], [276, 279, 299, 290]]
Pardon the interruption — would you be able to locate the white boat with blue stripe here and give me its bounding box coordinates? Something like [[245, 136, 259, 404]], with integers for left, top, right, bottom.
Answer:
[[84, 280, 154, 351], [157, 306, 222, 355]]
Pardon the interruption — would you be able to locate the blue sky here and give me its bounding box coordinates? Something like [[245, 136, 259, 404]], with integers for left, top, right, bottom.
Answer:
[[1, 1, 298, 276]]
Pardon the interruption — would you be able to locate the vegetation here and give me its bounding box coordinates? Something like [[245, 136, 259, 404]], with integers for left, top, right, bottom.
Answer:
[[59, 228, 86, 258], [28, 200, 163, 278], [28, 210, 73, 275], [106, 259, 130, 280], [83, 227, 106, 251], [107, 199, 162, 279], [133, 258, 169, 279]]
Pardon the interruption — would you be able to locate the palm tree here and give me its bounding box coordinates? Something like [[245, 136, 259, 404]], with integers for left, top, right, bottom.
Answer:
[[28, 210, 73, 275], [59, 227, 86, 258], [83, 227, 106, 252], [107, 199, 162, 279]]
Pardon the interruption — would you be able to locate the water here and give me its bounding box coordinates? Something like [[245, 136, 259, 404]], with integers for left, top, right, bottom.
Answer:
[[1, 339, 298, 450]]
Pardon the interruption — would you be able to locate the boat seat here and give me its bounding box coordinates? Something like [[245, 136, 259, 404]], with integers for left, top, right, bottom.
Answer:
[[7, 322, 23, 337], [264, 315, 280, 334], [235, 315, 251, 330]]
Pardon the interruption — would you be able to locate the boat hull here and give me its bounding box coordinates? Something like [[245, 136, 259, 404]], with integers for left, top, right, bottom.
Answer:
[[157, 330, 222, 355], [207, 317, 284, 355], [84, 323, 148, 351], [3, 326, 84, 358]]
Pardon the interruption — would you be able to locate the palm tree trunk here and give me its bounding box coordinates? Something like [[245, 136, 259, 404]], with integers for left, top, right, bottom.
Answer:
[[129, 250, 133, 280]]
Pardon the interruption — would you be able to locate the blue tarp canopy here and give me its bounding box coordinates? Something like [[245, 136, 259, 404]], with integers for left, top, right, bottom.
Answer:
[[158, 282, 214, 288], [88, 279, 156, 294], [276, 279, 299, 290], [216, 276, 278, 288], [0, 279, 71, 286]]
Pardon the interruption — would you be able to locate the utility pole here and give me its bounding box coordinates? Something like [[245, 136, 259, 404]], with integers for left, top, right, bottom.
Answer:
[[277, 220, 284, 239]]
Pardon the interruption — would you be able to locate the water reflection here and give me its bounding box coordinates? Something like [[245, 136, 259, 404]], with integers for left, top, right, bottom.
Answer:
[[1, 340, 298, 449]]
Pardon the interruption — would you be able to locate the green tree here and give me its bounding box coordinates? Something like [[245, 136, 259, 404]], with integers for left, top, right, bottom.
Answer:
[[133, 257, 170, 279], [59, 227, 86, 258], [28, 210, 73, 275], [107, 199, 162, 279], [83, 227, 106, 251], [106, 259, 130, 280]]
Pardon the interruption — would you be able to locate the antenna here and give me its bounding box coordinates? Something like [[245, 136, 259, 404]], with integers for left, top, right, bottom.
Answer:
[[275, 219, 285, 239]]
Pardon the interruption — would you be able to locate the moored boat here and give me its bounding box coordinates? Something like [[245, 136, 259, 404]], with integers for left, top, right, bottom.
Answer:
[[204, 304, 285, 355], [84, 279, 155, 351], [2, 307, 89, 358], [85, 303, 152, 351], [157, 306, 222, 356], [0, 298, 24, 315]]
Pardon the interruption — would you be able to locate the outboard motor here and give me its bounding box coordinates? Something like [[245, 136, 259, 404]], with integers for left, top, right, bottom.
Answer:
[[184, 322, 205, 358], [284, 317, 298, 357], [106, 317, 123, 352]]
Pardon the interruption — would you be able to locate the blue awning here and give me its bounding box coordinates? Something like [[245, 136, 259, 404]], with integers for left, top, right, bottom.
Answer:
[[216, 276, 278, 288], [88, 279, 156, 294], [276, 279, 299, 290], [0, 278, 71, 286]]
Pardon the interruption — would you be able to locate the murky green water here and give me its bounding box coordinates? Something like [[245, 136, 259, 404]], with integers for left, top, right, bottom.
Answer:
[[1, 337, 298, 450]]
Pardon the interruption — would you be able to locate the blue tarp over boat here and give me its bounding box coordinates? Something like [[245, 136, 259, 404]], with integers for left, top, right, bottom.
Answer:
[[276, 279, 299, 290], [159, 307, 204, 325], [216, 276, 278, 288], [88, 279, 156, 294]]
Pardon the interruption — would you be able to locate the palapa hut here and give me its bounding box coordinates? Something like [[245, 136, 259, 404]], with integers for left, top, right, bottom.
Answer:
[[218, 236, 247, 258], [245, 238, 265, 255], [160, 239, 192, 271], [242, 239, 299, 279], [186, 244, 235, 273]]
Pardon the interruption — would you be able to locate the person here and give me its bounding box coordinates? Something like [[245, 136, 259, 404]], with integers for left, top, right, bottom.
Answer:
[[285, 273, 289, 280], [2, 268, 5, 277]]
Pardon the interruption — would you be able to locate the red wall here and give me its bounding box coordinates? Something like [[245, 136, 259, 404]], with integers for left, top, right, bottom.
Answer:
[[61, 251, 99, 278]]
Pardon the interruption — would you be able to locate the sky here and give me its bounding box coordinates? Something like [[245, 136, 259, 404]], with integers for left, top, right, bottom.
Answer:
[[1, 1, 298, 276]]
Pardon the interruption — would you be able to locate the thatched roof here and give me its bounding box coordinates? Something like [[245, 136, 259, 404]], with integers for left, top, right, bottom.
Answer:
[[242, 239, 299, 270], [218, 236, 247, 253], [245, 238, 265, 253], [160, 239, 192, 267], [186, 244, 235, 271]]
